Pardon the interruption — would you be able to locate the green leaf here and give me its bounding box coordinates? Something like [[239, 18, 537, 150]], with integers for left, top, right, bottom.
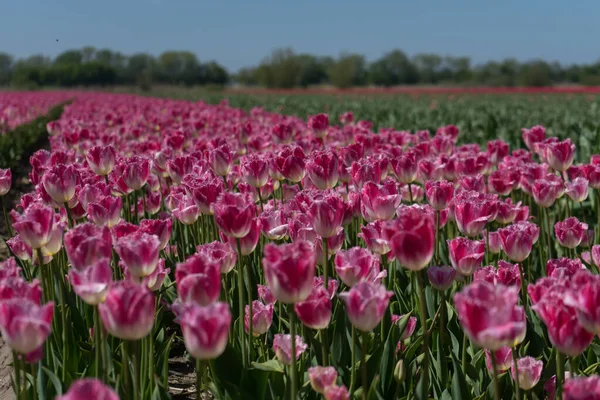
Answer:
[[450, 353, 472, 400], [251, 359, 284, 373], [42, 366, 63, 396]]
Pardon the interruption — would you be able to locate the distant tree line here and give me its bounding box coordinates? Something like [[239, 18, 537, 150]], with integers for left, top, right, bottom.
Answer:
[[0, 47, 229, 90], [2, 46, 600, 89]]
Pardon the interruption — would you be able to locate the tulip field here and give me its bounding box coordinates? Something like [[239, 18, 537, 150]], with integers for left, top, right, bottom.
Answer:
[[2, 91, 600, 400]]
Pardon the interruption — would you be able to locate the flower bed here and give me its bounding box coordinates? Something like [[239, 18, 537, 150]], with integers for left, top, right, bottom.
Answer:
[[0, 92, 599, 399]]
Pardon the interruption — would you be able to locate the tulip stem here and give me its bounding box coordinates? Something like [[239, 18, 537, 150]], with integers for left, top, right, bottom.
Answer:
[[63, 202, 73, 229], [196, 358, 205, 400], [435, 211, 440, 264], [133, 191, 139, 224], [408, 183, 413, 203], [53, 266, 68, 382], [120, 342, 129, 397], [289, 308, 298, 400], [322, 237, 328, 290], [1, 195, 13, 237], [361, 332, 368, 400], [512, 348, 521, 400], [94, 307, 102, 379], [350, 325, 357, 395], [320, 329, 329, 366], [132, 341, 140, 400], [490, 350, 501, 400], [257, 190, 264, 213], [518, 263, 528, 315], [556, 351, 565, 400], [246, 256, 254, 362], [31, 362, 38, 400], [236, 238, 248, 368], [439, 291, 448, 386], [12, 352, 21, 400], [596, 189, 600, 245], [415, 271, 429, 400]]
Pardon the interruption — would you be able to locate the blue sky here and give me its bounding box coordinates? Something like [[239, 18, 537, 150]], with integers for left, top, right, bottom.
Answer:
[[1, 0, 598, 71]]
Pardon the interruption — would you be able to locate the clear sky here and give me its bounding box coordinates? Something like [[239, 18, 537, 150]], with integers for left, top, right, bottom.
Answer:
[[2, 0, 598, 71]]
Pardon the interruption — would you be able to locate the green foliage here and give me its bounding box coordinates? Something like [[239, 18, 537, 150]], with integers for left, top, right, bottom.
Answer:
[[0, 103, 66, 170]]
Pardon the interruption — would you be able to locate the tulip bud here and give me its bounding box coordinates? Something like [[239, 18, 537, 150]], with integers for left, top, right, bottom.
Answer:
[[394, 360, 405, 383]]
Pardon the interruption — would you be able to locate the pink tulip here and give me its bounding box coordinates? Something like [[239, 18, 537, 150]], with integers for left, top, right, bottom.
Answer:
[[273, 146, 306, 183], [566, 177, 589, 203], [350, 158, 382, 187], [486, 231, 503, 254], [184, 174, 224, 215], [176, 253, 221, 305], [244, 300, 273, 336], [485, 347, 512, 373], [166, 156, 194, 185], [309, 366, 338, 394], [0, 300, 54, 354], [459, 174, 486, 192], [213, 192, 255, 238], [454, 191, 498, 237], [273, 334, 308, 365], [498, 222, 538, 262], [64, 223, 113, 270], [427, 266, 456, 291], [0, 168, 11, 196], [522, 125, 546, 151], [564, 376, 600, 400], [115, 231, 160, 277], [259, 209, 288, 241], [384, 205, 435, 271], [139, 218, 172, 250], [359, 221, 391, 255], [6, 235, 32, 261], [173, 195, 200, 225], [13, 204, 54, 249], [177, 302, 231, 360], [546, 138, 576, 172], [87, 196, 122, 228], [545, 372, 573, 399], [209, 144, 233, 177], [360, 182, 401, 222], [391, 152, 417, 184], [126, 258, 170, 291], [308, 113, 329, 136], [68, 260, 112, 305], [0, 276, 41, 304], [563, 272, 600, 335], [532, 176, 564, 208], [487, 139, 509, 165], [122, 156, 151, 190], [257, 284, 276, 305], [532, 290, 593, 356], [324, 385, 350, 400], [241, 154, 269, 188], [41, 220, 65, 257], [294, 285, 332, 330], [454, 281, 526, 350], [262, 241, 316, 304], [308, 193, 346, 238], [86, 145, 116, 176], [56, 378, 119, 400], [197, 241, 237, 274], [425, 180, 454, 211], [555, 217, 588, 249], [495, 198, 521, 225], [339, 281, 393, 332], [392, 314, 417, 340], [511, 356, 543, 390], [447, 237, 485, 276], [334, 247, 381, 287], [488, 169, 518, 196], [306, 150, 339, 190], [99, 281, 155, 340], [547, 258, 585, 279], [42, 163, 78, 203], [340, 112, 354, 125]]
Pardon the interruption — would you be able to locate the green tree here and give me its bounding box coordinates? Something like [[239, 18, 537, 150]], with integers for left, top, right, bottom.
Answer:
[[369, 49, 418, 86], [328, 53, 367, 88], [54, 49, 83, 65], [413, 53, 443, 83], [0, 53, 13, 85]]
